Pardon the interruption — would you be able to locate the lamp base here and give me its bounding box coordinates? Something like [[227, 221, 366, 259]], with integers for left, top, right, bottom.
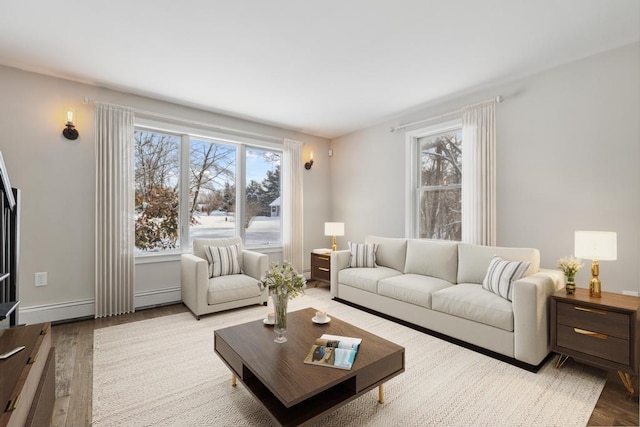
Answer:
[[331, 236, 337, 252], [589, 260, 602, 298]]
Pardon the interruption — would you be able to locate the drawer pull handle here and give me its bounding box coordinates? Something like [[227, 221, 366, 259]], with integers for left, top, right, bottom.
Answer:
[[318, 256, 330, 261], [318, 267, 329, 272], [574, 306, 607, 315], [574, 328, 608, 340], [5, 393, 20, 412]]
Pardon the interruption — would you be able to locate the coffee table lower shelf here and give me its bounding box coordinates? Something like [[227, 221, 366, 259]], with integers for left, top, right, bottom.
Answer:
[[236, 370, 396, 426]]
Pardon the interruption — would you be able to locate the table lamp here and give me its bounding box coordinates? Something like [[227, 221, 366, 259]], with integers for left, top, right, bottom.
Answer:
[[324, 222, 344, 251], [574, 231, 617, 298]]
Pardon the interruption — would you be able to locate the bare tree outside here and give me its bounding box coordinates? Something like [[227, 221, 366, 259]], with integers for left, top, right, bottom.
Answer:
[[419, 130, 462, 240], [189, 140, 236, 223]]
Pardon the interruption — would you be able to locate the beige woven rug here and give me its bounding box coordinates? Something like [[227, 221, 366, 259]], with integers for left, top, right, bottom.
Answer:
[[93, 288, 605, 426]]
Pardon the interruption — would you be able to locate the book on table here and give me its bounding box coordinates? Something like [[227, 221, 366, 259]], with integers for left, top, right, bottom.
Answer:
[[303, 334, 362, 370]]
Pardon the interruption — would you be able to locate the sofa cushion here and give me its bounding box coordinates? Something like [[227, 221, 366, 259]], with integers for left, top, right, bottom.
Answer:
[[404, 239, 458, 283], [348, 242, 377, 268], [204, 244, 241, 278], [432, 283, 514, 331], [457, 243, 539, 284], [482, 256, 530, 301], [207, 274, 261, 305], [365, 236, 407, 272], [338, 266, 401, 294], [378, 274, 453, 309]]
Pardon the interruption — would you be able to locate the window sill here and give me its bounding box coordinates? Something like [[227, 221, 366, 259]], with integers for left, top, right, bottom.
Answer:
[[135, 252, 181, 264], [135, 245, 283, 264]]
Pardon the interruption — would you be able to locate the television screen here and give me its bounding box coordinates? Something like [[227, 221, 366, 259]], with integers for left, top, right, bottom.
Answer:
[[0, 151, 16, 210]]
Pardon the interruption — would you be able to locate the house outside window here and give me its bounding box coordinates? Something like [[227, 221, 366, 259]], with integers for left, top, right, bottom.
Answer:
[[134, 127, 282, 254], [406, 120, 462, 241]]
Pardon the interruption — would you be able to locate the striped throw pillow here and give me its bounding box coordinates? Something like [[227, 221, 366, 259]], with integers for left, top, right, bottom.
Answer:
[[348, 242, 378, 268], [203, 244, 241, 278], [482, 256, 530, 301]]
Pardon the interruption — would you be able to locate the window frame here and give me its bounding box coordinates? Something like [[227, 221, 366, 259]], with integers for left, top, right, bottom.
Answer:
[[404, 119, 462, 239], [134, 117, 283, 258]]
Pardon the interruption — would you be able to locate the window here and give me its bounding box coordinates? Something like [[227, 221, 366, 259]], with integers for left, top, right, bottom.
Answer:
[[134, 127, 282, 254], [406, 120, 462, 241], [244, 148, 281, 246], [188, 138, 236, 244], [134, 130, 181, 251]]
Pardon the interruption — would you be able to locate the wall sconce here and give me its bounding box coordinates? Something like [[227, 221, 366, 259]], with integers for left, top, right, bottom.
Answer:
[[62, 107, 79, 140], [304, 152, 314, 170], [574, 230, 617, 298]]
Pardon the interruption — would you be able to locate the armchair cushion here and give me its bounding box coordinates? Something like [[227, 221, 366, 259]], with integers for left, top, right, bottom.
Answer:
[[207, 274, 262, 305], [204, 244, 241, 278]]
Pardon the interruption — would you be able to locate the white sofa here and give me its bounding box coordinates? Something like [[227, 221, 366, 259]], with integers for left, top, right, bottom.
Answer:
[[330, 236, 564, 368], [181, 237, 268, 320]]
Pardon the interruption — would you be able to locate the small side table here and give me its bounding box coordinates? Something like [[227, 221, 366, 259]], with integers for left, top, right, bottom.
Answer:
[[310, 252, 331, 284], [551, 288, 639, 395]]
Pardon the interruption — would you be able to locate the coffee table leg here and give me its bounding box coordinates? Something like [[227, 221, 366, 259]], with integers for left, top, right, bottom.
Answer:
[[378, 384, 384, 404], [231, 373, 237, 387]]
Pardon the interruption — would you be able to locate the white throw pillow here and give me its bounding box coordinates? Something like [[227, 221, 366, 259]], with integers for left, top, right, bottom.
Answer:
[[348, 242, 378, 268], [482, 256, 530, 301], [204, 244, 241, 278]]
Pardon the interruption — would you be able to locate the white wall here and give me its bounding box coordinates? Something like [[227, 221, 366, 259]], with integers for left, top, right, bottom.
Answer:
[[330, 42, 640, 295], [0, 65, 331, 323]]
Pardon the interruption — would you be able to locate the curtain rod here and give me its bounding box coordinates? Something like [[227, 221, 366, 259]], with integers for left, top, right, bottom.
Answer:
[[83, 97, 285, 143], [389, 95, 504, 133]]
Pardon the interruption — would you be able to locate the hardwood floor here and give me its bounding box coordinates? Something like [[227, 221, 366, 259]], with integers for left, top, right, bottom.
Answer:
[[50, 292, 639, 426]]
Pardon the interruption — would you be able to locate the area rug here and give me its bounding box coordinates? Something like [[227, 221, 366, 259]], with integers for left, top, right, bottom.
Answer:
[[93, 288, 606, 426]]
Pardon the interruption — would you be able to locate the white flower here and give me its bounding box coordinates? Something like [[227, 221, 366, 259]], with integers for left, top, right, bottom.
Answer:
[[558, 256, 583, 276]]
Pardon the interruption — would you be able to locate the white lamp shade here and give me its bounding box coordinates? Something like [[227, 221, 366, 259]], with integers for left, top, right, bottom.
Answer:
[[324, 222, 344, 236], [574, 231, 617, 261]]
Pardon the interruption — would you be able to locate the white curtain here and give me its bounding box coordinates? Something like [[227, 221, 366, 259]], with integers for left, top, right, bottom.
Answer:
[[462, 101, 496, 246], [95, 102, 135, 318], [282, 139, 304, 273]]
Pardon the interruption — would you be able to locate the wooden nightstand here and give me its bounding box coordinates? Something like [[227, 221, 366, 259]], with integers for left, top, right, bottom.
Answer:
[[310, 252, 331, 284], [551, 288, 640, 395]]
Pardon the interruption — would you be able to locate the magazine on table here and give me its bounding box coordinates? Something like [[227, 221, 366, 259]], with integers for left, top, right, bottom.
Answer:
[[303, 334, 362, 370]]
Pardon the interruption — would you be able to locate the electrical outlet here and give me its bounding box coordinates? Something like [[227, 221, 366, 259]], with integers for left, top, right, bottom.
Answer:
[[622, 290, 639, 297], [35, 272, 47, 287]]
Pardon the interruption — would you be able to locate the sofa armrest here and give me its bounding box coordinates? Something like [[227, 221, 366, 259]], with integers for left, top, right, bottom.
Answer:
[[181, 253, 210, 317], [241, 249, 268, 281], [330, 250, 351, 297], [512, 268, 564, 365]]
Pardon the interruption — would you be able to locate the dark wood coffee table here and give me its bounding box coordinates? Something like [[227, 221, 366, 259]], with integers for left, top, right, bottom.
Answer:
[[214, 307, 405, 426]]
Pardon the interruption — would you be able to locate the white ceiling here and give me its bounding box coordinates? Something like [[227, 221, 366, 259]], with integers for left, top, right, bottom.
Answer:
[[0, 1, 638, 139]]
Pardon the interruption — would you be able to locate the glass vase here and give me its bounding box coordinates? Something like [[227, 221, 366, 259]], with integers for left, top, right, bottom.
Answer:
[[273, 288, 289, 343], [565, 273, 576, 295]]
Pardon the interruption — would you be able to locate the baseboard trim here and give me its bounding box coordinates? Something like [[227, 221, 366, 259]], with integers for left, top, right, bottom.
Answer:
[[134, 286, 181, 309], [333, 297, 550, 373], [20, 298, 96, 324], [19, 286, 182, 324]]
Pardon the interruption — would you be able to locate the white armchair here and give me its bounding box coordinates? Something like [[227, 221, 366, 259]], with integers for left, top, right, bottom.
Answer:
[[181, 237, 268, 320]]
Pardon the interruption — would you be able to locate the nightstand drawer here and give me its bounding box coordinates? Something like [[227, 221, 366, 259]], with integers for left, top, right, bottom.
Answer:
[[313, 267, 330, 281], [314, 255, 331, 268], [557, 324, 629, 365], [556, 302, 630, 339]]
